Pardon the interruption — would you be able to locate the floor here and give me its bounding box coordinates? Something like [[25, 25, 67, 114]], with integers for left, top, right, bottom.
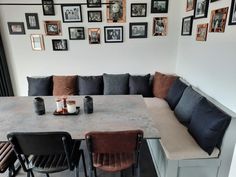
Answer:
[[1, 140, 157, 177]]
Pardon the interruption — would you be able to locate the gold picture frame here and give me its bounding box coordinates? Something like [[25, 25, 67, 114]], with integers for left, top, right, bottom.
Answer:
[[209, 7, 228, 32], [30, 34, 45, 51], [44, 21, 62, 36], [186, 0, 195, 11], [196, 23, 208, 41], [88, 28, 101, 44], [107, 0, 126, 23]]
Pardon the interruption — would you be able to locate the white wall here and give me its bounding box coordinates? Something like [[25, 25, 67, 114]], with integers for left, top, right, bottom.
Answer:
[[229, 144, 236, 177], [0, 0, 181, 96], [176, 0, 236, 113]]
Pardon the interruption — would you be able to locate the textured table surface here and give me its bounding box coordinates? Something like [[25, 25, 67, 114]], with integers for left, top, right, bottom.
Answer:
[[0, 95, 160, 140]]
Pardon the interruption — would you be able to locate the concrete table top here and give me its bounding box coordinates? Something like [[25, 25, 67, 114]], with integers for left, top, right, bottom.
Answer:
[[0, 95, 160, 140]]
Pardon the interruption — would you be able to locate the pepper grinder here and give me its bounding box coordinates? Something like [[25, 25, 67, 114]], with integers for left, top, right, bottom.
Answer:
[[84, 96, 93, 114], [34, 97, 45, 115]]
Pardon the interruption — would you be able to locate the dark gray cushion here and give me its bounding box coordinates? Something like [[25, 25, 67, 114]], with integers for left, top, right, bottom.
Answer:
[[174, 87, 203, 126], [129, 74, 152, 97], [165, 78, 187, 110], [27, 76, 52, 96], [103, 74, 129, 95], [78, 76, 103, 95], [188, 98, 231, 155]]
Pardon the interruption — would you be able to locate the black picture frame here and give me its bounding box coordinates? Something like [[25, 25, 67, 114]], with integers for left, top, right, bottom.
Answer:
[[8, 22, 25, 35], [151, 0, 169, 13], [69, 27, 85, 40], [61, 4, 82, 23], [229, 0, 236, 25], [87, 0, 101, 8], [131, 3, 147, 17], [104, 26, 123, 43], [42, 0, 55, 16], [87, 11, 102, 22], [52, 39, 68, 51], [210, 0, 219, 2], [129, 22, 148, 39], [25, 13, 40, 30], [193, 0, 209, 19], [181, 16, 193, 35]]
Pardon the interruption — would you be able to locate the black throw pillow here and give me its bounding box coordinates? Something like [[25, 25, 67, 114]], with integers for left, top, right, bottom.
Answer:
[[27, 76, 52, 96], [188, 98, 231, 155], [78, 76, 103, 95]]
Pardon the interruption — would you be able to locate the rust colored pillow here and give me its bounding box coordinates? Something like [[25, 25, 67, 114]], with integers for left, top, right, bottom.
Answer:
[[53, 76, 77, 96], [153, 72, 177, 98]]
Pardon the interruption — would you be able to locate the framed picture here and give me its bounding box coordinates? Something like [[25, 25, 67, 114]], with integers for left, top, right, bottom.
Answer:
[[8, 22, 25, 35], [44, 21, 62, 36], [88, 28, 101, 44], [87, 0, 101, 8], [181, 16, 193, 35], [104, 26, 123, 43], [210, 0, 220, 2], [61, 4, 82, 23], [194, 0, 209, 19], [196, 23, 208, 41], [69, 27, 85, 40], [107, 0, 126, 23], [42, 0, 55, 16], [30, 34, 45, 51], [186, 0, 195, 11], [209, 7, 228, 32], [129, 22, 148, 39], [88, 11, 102, 22], [52, 39, 68, 51], [25, 13, 40, 30], [229, 0, 236, 25], [151, 0, 169, 13], [153, 17, 168, 36], [131, 3, 147, 17]]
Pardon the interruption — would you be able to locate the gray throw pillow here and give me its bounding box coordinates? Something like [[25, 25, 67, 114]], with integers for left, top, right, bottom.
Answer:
[[174, 87, 203, 126], [103, 74, 129, 95], [27, 76, 52, 96], [78, 76, 103, 95]]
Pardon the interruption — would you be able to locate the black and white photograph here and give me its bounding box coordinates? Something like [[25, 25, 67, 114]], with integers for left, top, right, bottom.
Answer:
[[151, 0, 169, 13], [87, 0, 101, 8], [194, 0, 209, 19], [25, 13, 40, 30], [44, 21, 62, 35], [181, 16, 193, 35], [61, 4, 82, 23], [107, 0, 126, 23], [69, 27, 85, 40], [52, 39, 68, 51], [104, 26, 123, 43], [42, 0, 55, 16], [88, 28, 101, 44], [129, 22, 148, 38], [153, 17, 168, 36], [209, 7, 228, 32], [88, 11, 102, 22], [229, 0, 236, 25], [8, 22, 25, 35], [131, 3, 147, 17]]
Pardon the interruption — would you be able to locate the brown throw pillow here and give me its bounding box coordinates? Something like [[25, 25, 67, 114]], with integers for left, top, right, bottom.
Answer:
[[53, 76, 77, 96], [153, 72, 177, 98]]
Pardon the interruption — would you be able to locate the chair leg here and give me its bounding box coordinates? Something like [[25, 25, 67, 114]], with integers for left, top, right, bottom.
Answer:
[[94, 168, 97, 177], [45, 173, 50, 177], [75, 166, 79, 177], [121, 170, 125, 177], [81, 150, 88, 177], [135, 163, 140, 177]]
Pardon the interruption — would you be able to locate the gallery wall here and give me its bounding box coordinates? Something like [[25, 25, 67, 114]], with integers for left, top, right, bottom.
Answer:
[[176, 0, 236, 113], [0, 0, 181, 96]]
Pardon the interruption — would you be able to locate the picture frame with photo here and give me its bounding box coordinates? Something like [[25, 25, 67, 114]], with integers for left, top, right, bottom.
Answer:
[[42, 0, 55, 16], [151, 0, 169, 13], [186, 0, 195, 11], [153, 17, 168, 36], [229, 0, 236, 25], [88, 11, 102, 22], [87, 0, 101, 8], [210, 0, 220, 2], [52, 39, 68, 51], [30, 34, 45, 51], [25, 13, 40, 30], [44, 21, 62, 36], [129, 22, 148, 39], [61, 4, 82, 23], [209, 7, 228, 32], [131, 3, 147, 17], [69, 27, 85, 40], [107, 0, 126, 23], [196, 23, 208, 41], [181, 16, 193, 35], [8, 22, 25, 35], [194, 0, 209, 19], [88, 28, 101, 44], [104, 26, 123, 43]]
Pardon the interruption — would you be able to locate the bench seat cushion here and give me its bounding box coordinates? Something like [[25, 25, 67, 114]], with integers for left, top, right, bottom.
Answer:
[[144, 98, 220, 160]]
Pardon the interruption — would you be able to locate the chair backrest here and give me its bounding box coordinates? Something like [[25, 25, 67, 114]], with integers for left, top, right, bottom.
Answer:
[[85, 130, 143, 154]]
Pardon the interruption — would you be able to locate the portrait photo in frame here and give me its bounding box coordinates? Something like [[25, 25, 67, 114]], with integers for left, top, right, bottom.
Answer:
[[88, 11, 102, 22], [151, 0, 169, 13], [88, 28, 101, 44], [186, 0, 195, 11], [129, 22, 148, 39], [209, 7, 228, 32], [131, 3, 147, 17], [61, 4, 82, 23], [42, 0, 55, 16], [194, 0, 209, 19], [229, 0, 236, 25], [87, 0, 101, 8], [52, 39, 68, 51], [25, 13, 40, 30], [107, 0, 126, 23], [153, 17, 168, 36], [8, 22, 25, 35], [69, 27, 85, 40], [181, 16, 193, 35], [44, 21, 62, 36], [104, 26, 123, 43], [30, 34, 45, 51], [196, 23, 208, 41]]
